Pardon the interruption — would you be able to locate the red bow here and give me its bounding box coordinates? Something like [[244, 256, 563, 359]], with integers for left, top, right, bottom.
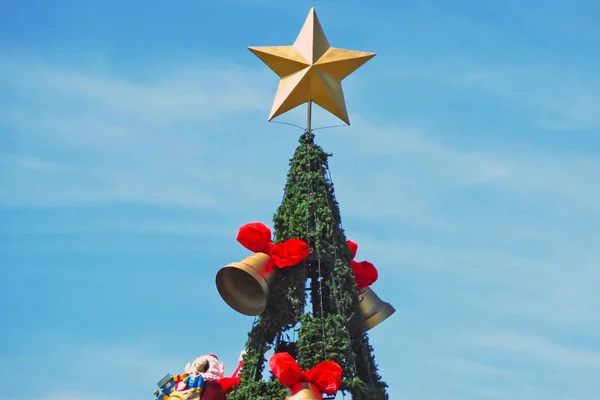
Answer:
[[237, 222, 310, 268], [347, 240, 378, 289], [269, 352, 342, 396]]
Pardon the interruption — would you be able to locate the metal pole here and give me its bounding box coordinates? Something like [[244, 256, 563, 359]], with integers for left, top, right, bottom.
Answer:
[[307, 100, 313, 133]]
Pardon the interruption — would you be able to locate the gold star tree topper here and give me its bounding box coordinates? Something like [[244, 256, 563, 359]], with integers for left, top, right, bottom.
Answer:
[[249, 7, 375, 126]]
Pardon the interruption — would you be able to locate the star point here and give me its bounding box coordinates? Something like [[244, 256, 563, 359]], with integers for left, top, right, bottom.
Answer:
[[249, 8, 375, 126]]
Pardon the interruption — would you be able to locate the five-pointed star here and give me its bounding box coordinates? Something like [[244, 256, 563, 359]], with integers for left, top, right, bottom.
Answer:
[[248, 8, 375, 125]]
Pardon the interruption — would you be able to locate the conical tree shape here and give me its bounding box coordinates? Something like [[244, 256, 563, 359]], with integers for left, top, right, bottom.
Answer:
[[228, 132, 388, 400]]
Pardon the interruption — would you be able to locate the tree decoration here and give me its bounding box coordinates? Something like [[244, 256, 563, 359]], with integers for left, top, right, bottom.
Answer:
[[248, 7, 375, 127], [346, 240, 396, 332], [269, 352, 343, 399], [347, 240, 379, 289], [237, 222, 311, 270], [216, 222, 312, 316], [154, 353, 246, 400]]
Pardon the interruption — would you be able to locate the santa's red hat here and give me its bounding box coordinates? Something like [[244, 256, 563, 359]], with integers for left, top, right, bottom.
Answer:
[[208, 354, 218, 359]]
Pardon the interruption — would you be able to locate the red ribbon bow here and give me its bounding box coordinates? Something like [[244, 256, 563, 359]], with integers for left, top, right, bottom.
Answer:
[[269, 352, 342, 396], [237, 222, 310, 268], [347, 240, 378, 289]]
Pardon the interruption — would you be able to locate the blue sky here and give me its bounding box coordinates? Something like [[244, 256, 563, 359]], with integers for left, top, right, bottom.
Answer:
[[1, 0, 600, 399]]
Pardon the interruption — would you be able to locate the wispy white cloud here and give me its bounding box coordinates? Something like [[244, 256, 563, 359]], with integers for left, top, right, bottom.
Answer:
[[323, 115, 600, 235], [357, 227, 600, 398], [0, 54, 285, 209], [355, 228, 600, 325], [379, 62, 600, 131], [467, 331, 600, 367], [0, 213, 237, 236], [0, 55, 271, 125], [425, 356, 508, 376], [459, 68, 600, 131]]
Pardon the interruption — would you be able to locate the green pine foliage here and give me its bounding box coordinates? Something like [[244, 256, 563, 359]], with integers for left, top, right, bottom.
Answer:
[[228, 132, 388, 400]]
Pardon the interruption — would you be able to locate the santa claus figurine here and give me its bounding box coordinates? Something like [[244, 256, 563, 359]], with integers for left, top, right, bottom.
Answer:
[[173, 350, 249, 400]]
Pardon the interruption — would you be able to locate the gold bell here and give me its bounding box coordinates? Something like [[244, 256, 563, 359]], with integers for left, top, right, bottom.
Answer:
[[216, 252, 275, 316], [359, 287, 396, 331], [285, 383, 323, 400]]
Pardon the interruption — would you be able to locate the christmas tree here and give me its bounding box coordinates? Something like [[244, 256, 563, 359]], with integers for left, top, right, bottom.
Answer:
[[218, 8, 393, 400]]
